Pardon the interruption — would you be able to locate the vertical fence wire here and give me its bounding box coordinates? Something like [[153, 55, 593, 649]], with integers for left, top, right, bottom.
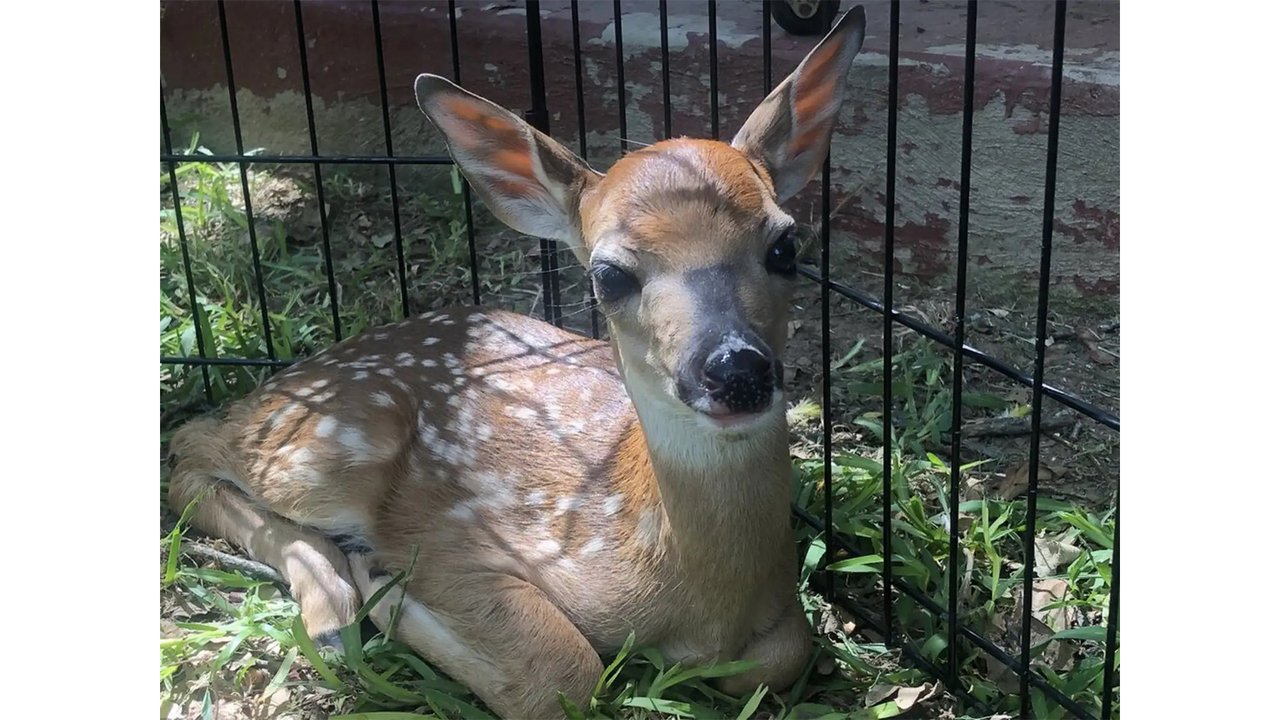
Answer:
[[761, 0, 771, 91], [1102, 493, 1120, 718], [946, 0, 979, 684], [292, 0, 343, 341], [447, 0, 482, 307], [215, 0, 276, 361], [1019, 1, 1068, 714], [369, 0, 411, 319], [569, 0, 600, 339], [708, 0, 719, 139], [819, 8, 835, 602], [660, 0, 672, 139], [524, 0, 563, 327], [161, 94, 214, 403], [612, 0, 628, 153], [881, 0, 901, 642]]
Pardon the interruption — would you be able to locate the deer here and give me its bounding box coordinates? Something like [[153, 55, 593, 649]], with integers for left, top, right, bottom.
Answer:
[[166, 7, 866, 718]]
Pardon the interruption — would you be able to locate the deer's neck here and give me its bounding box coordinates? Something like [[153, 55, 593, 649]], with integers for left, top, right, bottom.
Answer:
[[624, 385, 794, 565]]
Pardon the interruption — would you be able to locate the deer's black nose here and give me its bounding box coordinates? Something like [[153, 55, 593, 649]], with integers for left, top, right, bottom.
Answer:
[[702, 346, 774, 413]]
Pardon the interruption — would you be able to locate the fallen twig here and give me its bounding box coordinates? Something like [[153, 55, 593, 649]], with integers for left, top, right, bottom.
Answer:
[[963, 413, 1073, 437], [179, 541, 285, 585]]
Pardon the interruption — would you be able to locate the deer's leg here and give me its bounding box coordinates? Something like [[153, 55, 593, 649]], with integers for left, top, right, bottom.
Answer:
[[168, 454, 360, 648], [349, 555, 602, 720], [717, 601, 812, 697]]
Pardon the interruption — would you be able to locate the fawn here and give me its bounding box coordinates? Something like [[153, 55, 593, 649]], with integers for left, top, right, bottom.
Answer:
[[167, 7, 866, 718]]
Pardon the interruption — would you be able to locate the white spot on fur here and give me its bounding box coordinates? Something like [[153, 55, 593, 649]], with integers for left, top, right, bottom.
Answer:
[[433, 382, 451, 394], [602, 494, 625, 516], [278, 445, 313, 468], [555, 496, 582, 516], [352, 370, 369, 381], [527, 490, 546, 506], [265, 403, 302, 430], [635, 506, 664, 549], [476, 424, 493, 441], [377, 368, 396, 377], [535, 539, 561, 556], [505, 405, 536, 421], [337, 427, 373, 461], [422, 337, 440, 346], [314, 416, 338, 438], [420, 358, 438, 367], [371, 391, 396, 407], [581, 537, 605, 556], [447, 502, 476, 521]]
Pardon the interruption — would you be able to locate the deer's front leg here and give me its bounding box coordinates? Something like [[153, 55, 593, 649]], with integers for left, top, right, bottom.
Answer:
[[717, 600, 812, 697], [350, 556, 603, 719]]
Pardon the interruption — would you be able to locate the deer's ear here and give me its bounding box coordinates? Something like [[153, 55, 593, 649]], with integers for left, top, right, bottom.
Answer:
[[414, 74, 599, 257], [730, 6, 865, 202]]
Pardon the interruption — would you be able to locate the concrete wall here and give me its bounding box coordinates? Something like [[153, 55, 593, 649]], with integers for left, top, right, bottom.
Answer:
[[161, 0, 1118, 307]]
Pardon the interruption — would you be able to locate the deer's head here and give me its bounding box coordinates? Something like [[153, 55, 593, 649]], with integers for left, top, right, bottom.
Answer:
[[413, 7, 865, 437]]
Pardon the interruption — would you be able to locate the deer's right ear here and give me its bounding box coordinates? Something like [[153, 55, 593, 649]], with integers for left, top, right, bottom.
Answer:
[[414, 74, 600, 257], [730, 6, 865, 202]]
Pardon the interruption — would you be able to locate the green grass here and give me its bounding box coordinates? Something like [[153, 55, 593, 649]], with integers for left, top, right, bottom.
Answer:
[[159, 138, 1117, 719], [790, 337, 1119, 719]]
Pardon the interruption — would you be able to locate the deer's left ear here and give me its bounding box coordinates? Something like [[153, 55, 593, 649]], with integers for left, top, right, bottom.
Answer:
[[731, 6, 865, 202]]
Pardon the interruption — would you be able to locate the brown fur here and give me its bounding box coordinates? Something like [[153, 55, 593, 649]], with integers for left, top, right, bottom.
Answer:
[[167, 8, 867, 718]]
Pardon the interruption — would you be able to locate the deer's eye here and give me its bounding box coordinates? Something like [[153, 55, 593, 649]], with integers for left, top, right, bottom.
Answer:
[[592, 262, 639, 303], [765, 229, 797, 276]]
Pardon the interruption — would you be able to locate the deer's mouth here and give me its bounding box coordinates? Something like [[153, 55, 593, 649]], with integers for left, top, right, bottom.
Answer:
[[687, 388, 786, 430]]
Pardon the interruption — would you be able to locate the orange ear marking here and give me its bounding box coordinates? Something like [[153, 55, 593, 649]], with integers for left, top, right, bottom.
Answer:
[[800, 40, 841, 88], [793, 75, 837, 125], [492, 149, 535, 181], [483, 115, 513, 132], [444, 97, 486, 124]]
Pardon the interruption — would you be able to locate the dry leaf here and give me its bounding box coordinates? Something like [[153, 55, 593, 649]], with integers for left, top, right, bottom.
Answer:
[[895, 683, 931, 710], [989, 308, 1011, 318], [863, 684, 898, 707], [1031, 578, 1072, 631], [995, 462, 1067, 500], [963, 476, 984, 502], [1034, 532, 1083, 578]]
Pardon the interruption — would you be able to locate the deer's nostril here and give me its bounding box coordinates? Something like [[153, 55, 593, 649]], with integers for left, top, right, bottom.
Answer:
[[701, 347, 774, 413]]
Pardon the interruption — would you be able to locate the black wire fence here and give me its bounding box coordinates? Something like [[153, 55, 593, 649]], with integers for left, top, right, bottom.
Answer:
[[160, 1, 1119, 717]]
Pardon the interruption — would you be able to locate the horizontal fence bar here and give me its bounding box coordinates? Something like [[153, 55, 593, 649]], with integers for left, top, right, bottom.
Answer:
[[161, 356, 292, 369], [791, 505, 1098, 720], [159, 152, 453, 166], [795, 265, 1120, 431]]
